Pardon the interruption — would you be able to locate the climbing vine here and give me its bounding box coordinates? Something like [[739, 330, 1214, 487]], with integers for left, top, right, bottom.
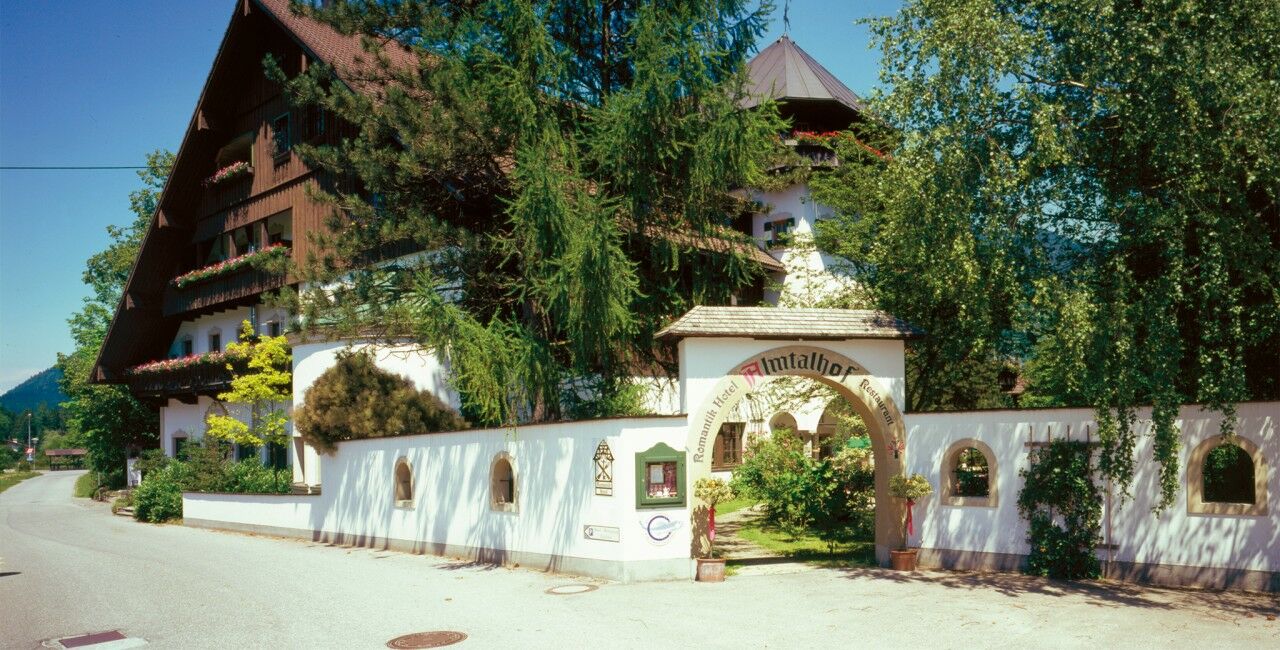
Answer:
[[1017, 441, 1101, 580]]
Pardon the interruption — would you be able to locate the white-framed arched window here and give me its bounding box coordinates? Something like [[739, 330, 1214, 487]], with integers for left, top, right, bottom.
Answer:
[[1188, 435, 1267, 517], [941, 438, 997, 508], [490, 452, 517, 513]]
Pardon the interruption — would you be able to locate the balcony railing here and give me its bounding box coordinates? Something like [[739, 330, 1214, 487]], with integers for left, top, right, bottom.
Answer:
[[163, 261, 289, 316], [124, 358, 245, 402]]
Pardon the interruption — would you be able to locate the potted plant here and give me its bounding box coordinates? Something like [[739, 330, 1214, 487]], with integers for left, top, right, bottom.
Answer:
[[887, 473, 933, 571], [693, 476, 734, 582]]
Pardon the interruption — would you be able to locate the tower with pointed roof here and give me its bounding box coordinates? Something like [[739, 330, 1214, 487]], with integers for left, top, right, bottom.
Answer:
[[737, 35, 866, 308], [745, 34, 866, 133]]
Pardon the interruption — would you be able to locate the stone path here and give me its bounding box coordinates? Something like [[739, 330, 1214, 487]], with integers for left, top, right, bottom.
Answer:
[[713, 504, 827, 577], [713, 504, 776, 559]]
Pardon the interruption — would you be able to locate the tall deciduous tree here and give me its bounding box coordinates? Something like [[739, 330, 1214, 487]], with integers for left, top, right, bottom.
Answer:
[[273, 0, 783, 427], [205, 321, 292, 464], [57, 150, 172, 486], [813, 1, 1280, 510]]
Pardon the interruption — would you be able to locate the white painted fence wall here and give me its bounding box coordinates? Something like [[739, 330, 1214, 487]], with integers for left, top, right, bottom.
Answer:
[[185, 416, 695, 582], [906, 401, 1278, 590]]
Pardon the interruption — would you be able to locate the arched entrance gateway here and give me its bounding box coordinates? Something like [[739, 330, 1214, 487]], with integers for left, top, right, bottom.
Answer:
[[656, 306, 922, 566]]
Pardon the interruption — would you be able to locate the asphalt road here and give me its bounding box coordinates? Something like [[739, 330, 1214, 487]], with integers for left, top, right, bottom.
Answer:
[[2, 470, 1277, 649]]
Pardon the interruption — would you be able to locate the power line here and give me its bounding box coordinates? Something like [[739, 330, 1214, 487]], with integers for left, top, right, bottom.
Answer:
[[0, 165, 147, 170]]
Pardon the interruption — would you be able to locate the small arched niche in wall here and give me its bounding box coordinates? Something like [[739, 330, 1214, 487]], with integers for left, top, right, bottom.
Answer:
[[490, 452, 518, 513], [941, 438, 997, 508], [393, 457, 414, 508], [1187, 435, 1268, 517]]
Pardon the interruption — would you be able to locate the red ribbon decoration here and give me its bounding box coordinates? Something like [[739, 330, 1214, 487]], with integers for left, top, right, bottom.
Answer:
[[905, 498, 915, 537], [709, 506, 717, 543]]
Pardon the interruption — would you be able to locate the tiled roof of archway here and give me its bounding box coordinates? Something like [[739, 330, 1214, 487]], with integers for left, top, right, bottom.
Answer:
[[656, 306, 923, 341]]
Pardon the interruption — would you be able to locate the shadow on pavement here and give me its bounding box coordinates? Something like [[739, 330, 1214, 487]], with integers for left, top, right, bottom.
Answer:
[[833, 566, 1280, 618]]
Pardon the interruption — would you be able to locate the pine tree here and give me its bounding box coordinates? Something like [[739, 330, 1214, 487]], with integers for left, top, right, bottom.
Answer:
[[274, 0, 784, 426]]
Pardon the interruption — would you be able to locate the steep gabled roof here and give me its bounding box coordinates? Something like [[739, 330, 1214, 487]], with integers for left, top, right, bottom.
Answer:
[[744, 35, 865, 113], [92, 0, 413, 383], [255, 0, 416, 85]]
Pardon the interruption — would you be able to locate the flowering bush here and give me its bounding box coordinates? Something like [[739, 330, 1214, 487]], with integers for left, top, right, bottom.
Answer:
[[172, 244, 289, 288], [789, 129, 886, 158], [791, 130, 842, 145], [204, 160, 252, 186], [126, 349, 245, 376]]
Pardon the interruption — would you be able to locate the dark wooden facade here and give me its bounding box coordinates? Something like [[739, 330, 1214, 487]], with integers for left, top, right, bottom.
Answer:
[[93, 0, 384, 389]]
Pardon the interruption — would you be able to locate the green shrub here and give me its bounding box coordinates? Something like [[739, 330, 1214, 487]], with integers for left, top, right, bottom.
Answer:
[[132, 463, 185, 523], [1018, 440, 1101, 580], [731, 429, 875, 550], [730, 428, 813, 531], [135, 448, 171, 480], [888, 473, 933, 500], [221, 459, 291, 494], [179, 440, 234, 491], [806, 448, 876, 552], [74, 471, 101, 498], [294, 349, 468, 453], [130, 443, 292, 523], [16, 459, 32, 472]]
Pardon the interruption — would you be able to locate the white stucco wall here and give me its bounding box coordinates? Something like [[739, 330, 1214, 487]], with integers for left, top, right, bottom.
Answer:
[[906, 401, 1278, 575], [292, 338, 460, 411], [678, 337, 906, 417], [159, 395, 278, 464], [630, 375, 683, 416], [170, 304, 289, 356], [748, 183, 858, 306], [184, 415, 696, 581]]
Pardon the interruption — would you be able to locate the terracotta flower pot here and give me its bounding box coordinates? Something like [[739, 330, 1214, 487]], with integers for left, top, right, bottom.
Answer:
[[697, 557, 727, 582], [890, 548, 919, 571]]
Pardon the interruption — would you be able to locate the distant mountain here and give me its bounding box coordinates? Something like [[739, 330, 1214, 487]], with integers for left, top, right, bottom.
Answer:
[[0, 367, 66, 413]]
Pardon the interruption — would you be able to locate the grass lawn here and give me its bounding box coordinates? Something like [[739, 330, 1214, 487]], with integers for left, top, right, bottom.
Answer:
[[74, 471, 102, 498], [713, 496, 758, 516], [0, 471, 40, 494], [734, 520, 876, 568]]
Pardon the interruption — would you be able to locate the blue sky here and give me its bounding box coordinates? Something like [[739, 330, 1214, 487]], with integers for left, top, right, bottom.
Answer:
[[0, 0, 899, 393]]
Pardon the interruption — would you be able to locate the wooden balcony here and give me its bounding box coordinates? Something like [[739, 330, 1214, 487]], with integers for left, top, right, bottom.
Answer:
[[124, 359, 245, 404], [163, 265, 289, 317], [199, 171, 255, 216]]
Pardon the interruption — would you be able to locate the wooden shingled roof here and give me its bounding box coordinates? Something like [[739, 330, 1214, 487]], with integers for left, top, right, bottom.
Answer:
[[743, 35, 866, 112], [255, 0, 416, 85], [656, 306, 922, 341]]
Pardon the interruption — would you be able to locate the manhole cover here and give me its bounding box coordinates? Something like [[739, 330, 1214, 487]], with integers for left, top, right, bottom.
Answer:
[[386, 631, 467, 648], [544, 583, 598, 595]]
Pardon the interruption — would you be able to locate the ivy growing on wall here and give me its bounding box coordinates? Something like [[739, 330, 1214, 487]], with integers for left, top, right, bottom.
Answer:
[[1017, 440, 1102, 580]]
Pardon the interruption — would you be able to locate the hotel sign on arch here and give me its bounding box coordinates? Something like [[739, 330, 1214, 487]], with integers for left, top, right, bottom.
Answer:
[[738, 347, 897, 428], [737, 348, 869, 388]]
